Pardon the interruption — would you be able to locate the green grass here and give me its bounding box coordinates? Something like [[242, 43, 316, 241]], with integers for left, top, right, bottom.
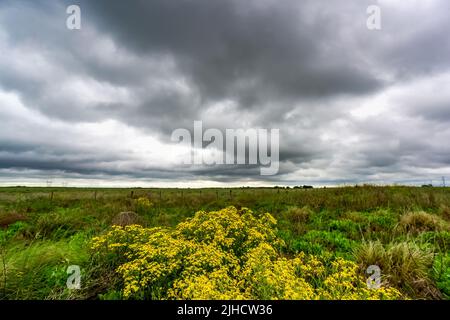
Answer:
[[0, 233, 90, 299], [0, 185, 449, 299]]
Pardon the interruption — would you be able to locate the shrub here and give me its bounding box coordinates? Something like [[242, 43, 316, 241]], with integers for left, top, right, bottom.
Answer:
[[417, 231, 450, 251], [327, 219, 360, 239], [432, 253, 450, 299], [4, 221, 31, 240], [292, 230, 356, 259], [344, 210, 397, 234], [366, 210, 397, 230], [92, 207, 402, 300], [291, 239, 326, 257]]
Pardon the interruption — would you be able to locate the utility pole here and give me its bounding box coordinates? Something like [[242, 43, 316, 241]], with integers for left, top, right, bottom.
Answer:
[[443, 176, 446, 187]]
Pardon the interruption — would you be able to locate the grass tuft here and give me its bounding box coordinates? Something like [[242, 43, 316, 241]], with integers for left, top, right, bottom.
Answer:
[[354, 240, 438, 298], [399, 211, 449, 235]]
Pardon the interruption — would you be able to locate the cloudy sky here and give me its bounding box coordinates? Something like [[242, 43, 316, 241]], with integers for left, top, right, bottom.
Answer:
[[0, 0, 449, 187]]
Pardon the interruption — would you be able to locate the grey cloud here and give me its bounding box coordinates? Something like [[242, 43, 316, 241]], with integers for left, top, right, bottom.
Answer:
[[0, 0, 449, 185], [81, 0, 383, 102]]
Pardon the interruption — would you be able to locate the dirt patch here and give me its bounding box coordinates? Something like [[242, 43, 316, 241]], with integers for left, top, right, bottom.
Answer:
[[0, 212, 28, 229]]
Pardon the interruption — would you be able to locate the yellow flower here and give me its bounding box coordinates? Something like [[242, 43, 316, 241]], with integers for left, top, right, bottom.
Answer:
[[91, 206, 406, 300]]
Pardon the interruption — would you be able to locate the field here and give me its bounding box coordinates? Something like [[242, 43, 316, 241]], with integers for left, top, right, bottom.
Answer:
[[0, 186, 449, 300]]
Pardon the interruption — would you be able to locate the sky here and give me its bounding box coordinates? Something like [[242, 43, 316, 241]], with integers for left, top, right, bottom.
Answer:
[[0, 0, 450, 187]]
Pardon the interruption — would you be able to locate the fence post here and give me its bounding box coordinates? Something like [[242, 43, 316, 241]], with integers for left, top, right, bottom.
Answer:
[[159, 190, 162, 214]]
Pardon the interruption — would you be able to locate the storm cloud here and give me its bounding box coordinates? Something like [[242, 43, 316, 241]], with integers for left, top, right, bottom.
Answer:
[[0, 0, 450, 187]]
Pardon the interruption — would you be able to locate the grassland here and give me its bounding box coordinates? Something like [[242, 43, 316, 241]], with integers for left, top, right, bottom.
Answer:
[[0, 186, 449, 300]]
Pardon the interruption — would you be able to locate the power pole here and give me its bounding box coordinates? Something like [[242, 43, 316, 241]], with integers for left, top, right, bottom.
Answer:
[[443, 176, 446, 187]]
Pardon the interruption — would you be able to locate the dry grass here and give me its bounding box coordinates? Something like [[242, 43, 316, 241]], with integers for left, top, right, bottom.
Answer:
[[111, 211, 143, 227], [343, 211, 366, 223], [354, 240, 439, 298], [438, 205, 450, 222], [283, 206, 312, 235], [286, 206, 311, 224], [399, 211, 449, 234]]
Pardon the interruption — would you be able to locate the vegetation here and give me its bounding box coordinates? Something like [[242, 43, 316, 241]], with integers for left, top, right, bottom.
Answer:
[[0, 185, 449, 300]]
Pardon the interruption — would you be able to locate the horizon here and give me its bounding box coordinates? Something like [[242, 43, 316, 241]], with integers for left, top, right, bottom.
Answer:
[[0, 182, 445, 189]]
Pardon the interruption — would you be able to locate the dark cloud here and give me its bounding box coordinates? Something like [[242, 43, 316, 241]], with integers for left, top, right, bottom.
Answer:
[[81, 0, 384, 103], [0, 0, 449, 186]]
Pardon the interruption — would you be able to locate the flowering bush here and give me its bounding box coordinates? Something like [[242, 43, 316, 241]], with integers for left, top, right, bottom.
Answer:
[[92, 206, 404, 300]]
